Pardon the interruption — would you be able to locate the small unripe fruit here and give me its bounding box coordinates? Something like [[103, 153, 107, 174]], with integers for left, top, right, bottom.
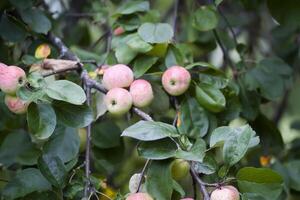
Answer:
[[0, 65, 26, 95], [162, 66, 191, 96], [211, 186, 240, 200], [129, 79, 154, 108], [126, 193, 153, 200], [113, 26, 125, 36], [5, 95, 29, 114], [171, 159, 190, 181], [104, 88, 132, 115], [78, 128, 87, 153], [102, 64, 134, 90]]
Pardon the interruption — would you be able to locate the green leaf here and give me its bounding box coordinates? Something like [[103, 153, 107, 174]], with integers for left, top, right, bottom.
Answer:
[[122, 121, 179, 141], [114, 0, 149, 16], [175, 139, 206, 162], [192, 155, 218, 175], [178, 98, 209, 138], [210, 125, 259, 166], [115, 44, 138, 64], [9, 0, 33, 10], [93, 91, 107, 120], [0, 14, 27, 42], [172, 180, 185, 198], [195, 83, 226, 113], [138, 138, 178, 160], [133, 55, 159, 78], [165, 45, 184, 67], [237, 167, 283, 184], [2, 168, 51, 199], [199, 73, 229, 89], [149, 84, 170, 114], [138, 23, 174, 43], [53, 101, 93, 128], [27, 103, 56, 140], [43, 126, 80, 163], [46, 80, 86, 105], [92, 121, 121, 149], [19, 8, 51, 34], [38, 155, 67, 188], [285, 160, 300, 191], [193, 6, 218, 31], [126, 34, 153, 53], [146, 160, 173, 200]]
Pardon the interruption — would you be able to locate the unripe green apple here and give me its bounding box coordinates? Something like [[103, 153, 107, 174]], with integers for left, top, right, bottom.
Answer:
[[162, 66, 191, 96], [0, 65, 26, 95], [102, 64, 134, 90], [129, 79, 154, 108], [211, 186, 240, 200], [171, 159, 190, 181], [126, 193, 153, 200], [78, 128, 87, 153], [4, 95, 29, 114], [104, 88, 132, 115]]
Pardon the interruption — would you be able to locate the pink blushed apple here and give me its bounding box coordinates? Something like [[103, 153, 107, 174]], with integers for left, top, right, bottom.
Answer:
[[5, 95, 29, 114], [102, 64, 134, 90], [113, 26, 125, 36], [180, 198, 194, 200], [104, 88, 132, 115], [126, 193, 153, 200], [162, 66, 191, 96], [211, 185, 240, 200], [129, 79, 154, 108], [0, 65, 26, 95]]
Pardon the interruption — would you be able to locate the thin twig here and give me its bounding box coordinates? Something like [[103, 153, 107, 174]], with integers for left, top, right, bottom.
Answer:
[[190, 167, 210, 200], [132, 108, 153, 121], [136, 159, 152, 193], [172, 0, 179, 40]]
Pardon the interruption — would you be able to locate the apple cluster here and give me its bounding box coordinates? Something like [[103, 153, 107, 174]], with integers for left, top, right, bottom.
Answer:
[[0, 63, 29, 114], [103, 64, 191, 115]]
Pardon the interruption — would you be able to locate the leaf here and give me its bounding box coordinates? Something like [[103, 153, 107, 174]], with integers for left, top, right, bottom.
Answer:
[[2, 168, 51, 199], [237, 167, 283, 184], [126, 34, 153, 53], [27, 103, 57, 140], [178, 98, 209, 138], [193, 6, 218, 31], [38, 155, 67, 188], [145, 160, 173, 200], [138, 23, 174, 43], [133, 55, 159, 78], [175, 139, 206, 162], [9, 0, 33, 10], [195, 83, 226, 113], [92, 121, 121, 149], [210, 125, 259, 166], [172, 180, 185, 198], [122, 121, 179, 141], [53, 101, 93, 128], [114, 0, 149, 16], [0, 14, 27, 42], [199, 73, 229, 89], [115, 44, 137, 64], [138, 138, 178, 160], [46, 80, 86, 105], [19, 8, 51, 34], [285, 160, 300, 191], [192, 155, 218, 175], [165, 45, 184, 67], [149, 84, 170, 114], [43, 126, 80, 163]]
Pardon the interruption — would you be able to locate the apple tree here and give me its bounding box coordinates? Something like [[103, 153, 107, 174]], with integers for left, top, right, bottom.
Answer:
[[0, 0, 299, 200]]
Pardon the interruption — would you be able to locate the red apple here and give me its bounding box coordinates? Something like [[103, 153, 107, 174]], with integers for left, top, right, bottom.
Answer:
[[102, 64, 134, 90], [5, 95, 29, 114], [104, 88, 132, 115], [162, 66, 191, 96], [129, 79, 154, 108], [0, 65, 26, 95], [113, 26, 125, 36], [211, 185, 240, 200]]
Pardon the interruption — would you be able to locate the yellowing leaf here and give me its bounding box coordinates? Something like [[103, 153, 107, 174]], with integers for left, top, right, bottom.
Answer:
[[35, 44, 51, 59]]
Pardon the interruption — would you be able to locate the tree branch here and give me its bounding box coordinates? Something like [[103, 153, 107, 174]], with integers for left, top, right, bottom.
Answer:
[[190, 166, 210, 200]]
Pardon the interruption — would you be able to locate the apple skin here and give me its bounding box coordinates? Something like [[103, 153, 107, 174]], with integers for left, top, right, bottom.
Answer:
[[0, 62, 7, 68], [104, 88, 133, 116], [0, 65, 26, 95], [129, 79, 154, 108], [180, 198, 194, 200], [171, 159, 190, 181], [113, 26, 125, 36], [78, 128, 87, 153], [211, 185, 240, 200], [4, 95, 29, 114], [102, 64, 134, 90], [162, 66, 191, 96], [126, 193, 153, 200]]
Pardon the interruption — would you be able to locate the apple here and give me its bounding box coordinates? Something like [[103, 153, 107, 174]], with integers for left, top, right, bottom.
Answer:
[[104, 88, 132, 115], [0, 62, 7, 68], [171, 159, 190, 181], [162, 66, 191, 96], [181, 198, 194, 200], [113, 26, 125, 36], [129, 79, 154, 108], [126, 193, 153, 200], [0, 65, 26, 95], [102, 64, 134, 90], [5, 95, 29, 114], [78, 128, 87, 153], [211, 185, 240, 200]]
